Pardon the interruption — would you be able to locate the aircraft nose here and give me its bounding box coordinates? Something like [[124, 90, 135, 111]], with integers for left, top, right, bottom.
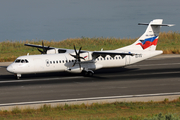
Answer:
[[7, 65, 14, 73]]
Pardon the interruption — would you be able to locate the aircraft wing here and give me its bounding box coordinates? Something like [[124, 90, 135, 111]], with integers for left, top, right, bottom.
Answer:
[[24, 43, 87, 53], [24, 43, 55, 50], [92, 51, 135, 59]]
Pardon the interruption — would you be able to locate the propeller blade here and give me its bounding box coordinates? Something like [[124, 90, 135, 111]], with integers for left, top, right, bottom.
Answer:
[[71, 45, 84, 70], [37, 48, 43, 54], [78, 47, 82, 55], [74, 45, 78, 56], [42, 41, 46, 54], [72, 60, 77, 67], [69, 54, 77, 58], [42, 41, 44, 47], [79, 56, 85, 60], [45, 45, 50, 54]]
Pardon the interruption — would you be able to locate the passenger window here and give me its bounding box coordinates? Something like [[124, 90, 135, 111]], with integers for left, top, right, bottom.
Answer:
[[69, 60, 71, 62], [100, 58, 102, 60], [59, 60, 61, 63], [119, 57, 121, 59], [53, 61, 55, 64], [107, 58, 109, 60], [66, 60, 68, 63], [62, 60, 64, 63], [56, 61, 58, 63], [50, 61, 52, 64]]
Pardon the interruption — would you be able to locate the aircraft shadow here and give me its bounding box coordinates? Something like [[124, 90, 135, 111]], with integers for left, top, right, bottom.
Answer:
[[0, 67, 137, 82], [1, 67, 180, 87]]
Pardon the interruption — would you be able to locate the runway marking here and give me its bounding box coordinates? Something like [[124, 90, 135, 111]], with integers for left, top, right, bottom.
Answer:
[[0, 92, 180, 107]]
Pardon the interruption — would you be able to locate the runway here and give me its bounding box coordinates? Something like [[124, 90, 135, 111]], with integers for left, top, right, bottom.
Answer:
[[0, 55, 180, 104]]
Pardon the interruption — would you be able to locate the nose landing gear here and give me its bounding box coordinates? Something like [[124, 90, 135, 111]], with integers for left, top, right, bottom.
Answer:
[[15, 74, 21, 79]]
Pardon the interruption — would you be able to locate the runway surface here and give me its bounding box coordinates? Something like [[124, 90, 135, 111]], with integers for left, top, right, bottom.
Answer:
[[0, 55, 180, 104]]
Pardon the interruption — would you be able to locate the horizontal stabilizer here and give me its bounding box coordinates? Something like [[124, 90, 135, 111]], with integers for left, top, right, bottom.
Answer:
[[138, 23, 174, 27]]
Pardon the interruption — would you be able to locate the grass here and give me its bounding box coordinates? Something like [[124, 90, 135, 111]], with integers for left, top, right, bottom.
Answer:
[[0, 31, 180, 62], [0, 98, 180, 119]]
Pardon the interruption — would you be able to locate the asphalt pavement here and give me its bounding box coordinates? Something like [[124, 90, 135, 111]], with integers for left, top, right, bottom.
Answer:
[[0, 54, 180, 104]]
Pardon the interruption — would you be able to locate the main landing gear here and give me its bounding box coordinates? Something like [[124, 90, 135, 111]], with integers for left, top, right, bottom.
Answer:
[[82, 70, 94, 77]]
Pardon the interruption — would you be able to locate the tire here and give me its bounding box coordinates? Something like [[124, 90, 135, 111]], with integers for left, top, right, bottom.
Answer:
[[88, 71, 93, 77]]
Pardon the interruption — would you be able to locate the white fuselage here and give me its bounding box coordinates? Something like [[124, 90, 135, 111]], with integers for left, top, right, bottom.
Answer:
[[7, 50, 162, 75]]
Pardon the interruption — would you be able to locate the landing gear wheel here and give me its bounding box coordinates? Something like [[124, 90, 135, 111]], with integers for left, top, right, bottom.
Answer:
[[16, 74, 21, 80], [87, 71, 93, 77], [83, 71, 88, 76], [83, 70, 94, 77]]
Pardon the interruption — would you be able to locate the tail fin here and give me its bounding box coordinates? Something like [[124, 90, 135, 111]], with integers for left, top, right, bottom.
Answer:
[[117, 19, 174, 51]]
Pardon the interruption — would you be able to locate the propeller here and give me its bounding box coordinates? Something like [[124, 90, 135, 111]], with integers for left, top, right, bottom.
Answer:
[[69, 45, 85, 70], [37, 41, 50, 54]]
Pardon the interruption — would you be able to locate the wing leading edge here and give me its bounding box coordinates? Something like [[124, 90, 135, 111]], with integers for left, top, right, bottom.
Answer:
[[24, 43, 87, 54], [24, 43, 55, 50]]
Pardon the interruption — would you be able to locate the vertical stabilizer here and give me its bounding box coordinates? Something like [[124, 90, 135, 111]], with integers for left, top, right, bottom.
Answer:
[[135, 19, 162, 51], [117, 19, 174, 51]]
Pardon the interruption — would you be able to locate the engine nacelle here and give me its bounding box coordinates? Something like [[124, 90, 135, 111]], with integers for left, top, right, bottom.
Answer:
[[47, 49, 58, 54], [65, 67, 83, 73]]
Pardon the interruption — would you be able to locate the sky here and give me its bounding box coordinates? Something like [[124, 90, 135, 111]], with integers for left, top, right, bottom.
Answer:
[[0, 0, 179, 41]]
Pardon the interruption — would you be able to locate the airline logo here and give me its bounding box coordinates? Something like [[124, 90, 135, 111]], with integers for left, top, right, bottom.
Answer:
[[84, 56, 88, 59], [136, 36, 158, 49]]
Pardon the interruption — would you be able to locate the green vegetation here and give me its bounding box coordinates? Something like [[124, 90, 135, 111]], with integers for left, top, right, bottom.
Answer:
[[0, 98, 180, 120], [0, 31, 180, 62]]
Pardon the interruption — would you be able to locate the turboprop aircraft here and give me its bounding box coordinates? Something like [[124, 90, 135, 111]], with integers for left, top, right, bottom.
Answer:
[[7, 19, 174, 79]]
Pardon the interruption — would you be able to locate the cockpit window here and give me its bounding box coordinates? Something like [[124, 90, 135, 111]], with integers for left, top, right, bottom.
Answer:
[[15, 59, 21, 63], [21, 59, 25, 63], [25, 59, 28, 63], [15, 59, 29, 63]]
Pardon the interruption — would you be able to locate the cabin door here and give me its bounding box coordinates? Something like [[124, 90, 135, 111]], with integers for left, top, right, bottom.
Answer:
[[125, 56, 131, 65]]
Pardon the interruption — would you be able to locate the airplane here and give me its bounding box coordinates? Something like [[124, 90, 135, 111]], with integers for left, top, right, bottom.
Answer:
[[7, 19, 174, 79]]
